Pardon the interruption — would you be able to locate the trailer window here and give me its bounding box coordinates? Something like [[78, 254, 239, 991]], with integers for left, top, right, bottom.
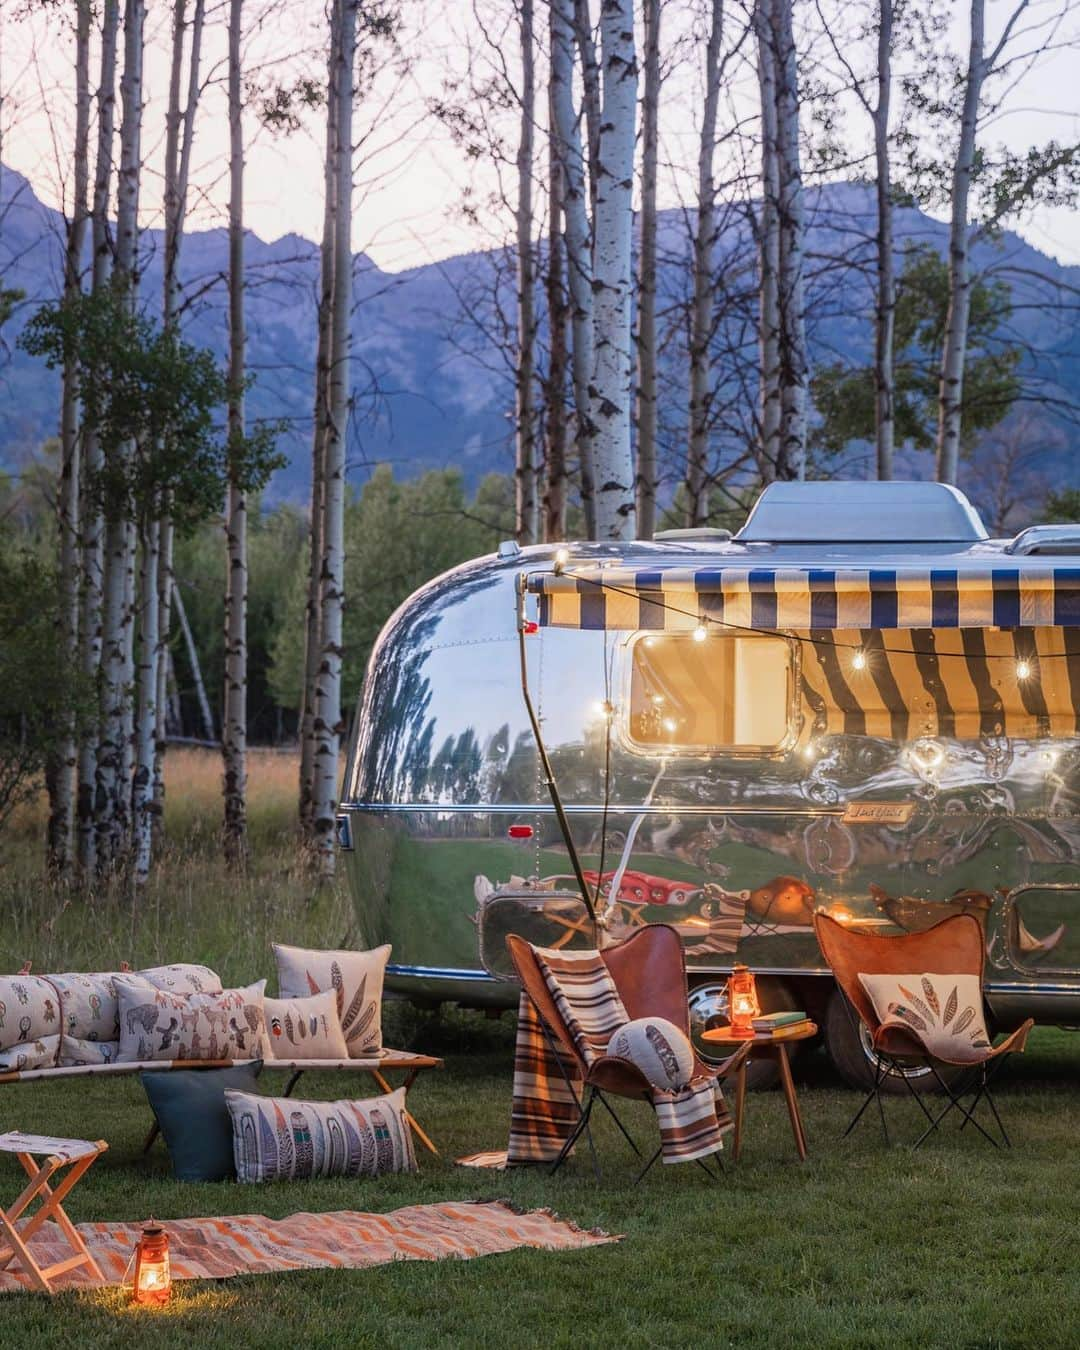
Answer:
[[627, 633, 793, 752]]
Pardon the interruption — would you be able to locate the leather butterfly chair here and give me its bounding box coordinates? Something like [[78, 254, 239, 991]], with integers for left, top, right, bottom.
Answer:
[[814, 911, 1033, 1147], [506, 923, 750, 1181]]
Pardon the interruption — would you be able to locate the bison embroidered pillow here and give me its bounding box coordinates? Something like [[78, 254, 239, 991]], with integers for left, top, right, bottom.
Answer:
[[858, 971, 992, 1063], [262, 990, 348, 1061], [273, 944, 390, 1057], [225, 1085, 416, 1182], [116, 978, 266, 1063]]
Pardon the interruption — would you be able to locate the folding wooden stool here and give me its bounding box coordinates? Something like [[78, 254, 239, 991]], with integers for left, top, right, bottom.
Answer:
[[0, 1132, 107, 1293]]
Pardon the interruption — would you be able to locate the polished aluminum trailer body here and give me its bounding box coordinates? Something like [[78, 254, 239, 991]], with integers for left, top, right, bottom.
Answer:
[[342, 483, 1080, 1039]]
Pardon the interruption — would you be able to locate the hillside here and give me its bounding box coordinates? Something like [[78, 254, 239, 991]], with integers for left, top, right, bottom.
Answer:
[[2, 168, 1078, 503]]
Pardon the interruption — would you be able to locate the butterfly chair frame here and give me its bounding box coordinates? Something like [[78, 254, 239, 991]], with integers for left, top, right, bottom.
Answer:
[[507, 925, 750, 1183], [814, 912, 1033, 1149]]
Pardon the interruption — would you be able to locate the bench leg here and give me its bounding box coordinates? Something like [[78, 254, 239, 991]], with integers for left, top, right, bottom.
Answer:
[[370, 1067, 439, 1156]]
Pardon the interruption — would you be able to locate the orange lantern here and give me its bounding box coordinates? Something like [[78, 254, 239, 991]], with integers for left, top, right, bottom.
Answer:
[[131, 1220, 171, 1306], [727, 964, 760, 1038]]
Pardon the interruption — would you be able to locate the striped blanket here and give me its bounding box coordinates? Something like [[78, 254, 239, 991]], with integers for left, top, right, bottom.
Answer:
[[507, 948, 730, 1168]]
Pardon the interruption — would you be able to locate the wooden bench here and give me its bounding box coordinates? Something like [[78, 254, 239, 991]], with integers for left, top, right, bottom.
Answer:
[[0, 1051, 444, 1157]]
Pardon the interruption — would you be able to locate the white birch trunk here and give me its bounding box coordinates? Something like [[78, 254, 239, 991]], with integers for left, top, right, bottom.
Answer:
[[313, 0, 357, 878], [50, 0, 91, 875], [173, 580, 215, 742], [551, 0, 595, 537], [223, 0, 248, 865], [96, 0, 143, 871], [635, 0, 660, 539], [77, 0, 119, 875], [935, 0, 985, 485], [772, 0, 807, 480], [300, 2, 339, 836], [544, 50, 569, 543], [589, 0, 637, 542], [755, 0, 781, 483], [686, 0, 723, 526], [573, 0, 601, 221], [154, 0, 204, 832], [132, 516, 159, 884], [515, 0, 538, 546], [873, 0, 895, 480]]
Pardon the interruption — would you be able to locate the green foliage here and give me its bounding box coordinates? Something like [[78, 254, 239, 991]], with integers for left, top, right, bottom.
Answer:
[[811, 244, 1021, 459], [269, 467, 514, 713], [0, 537, 94, 837], [1042, 489, 1080, 524], [0, 286, 22, 328], [18, 289, 282, 531]]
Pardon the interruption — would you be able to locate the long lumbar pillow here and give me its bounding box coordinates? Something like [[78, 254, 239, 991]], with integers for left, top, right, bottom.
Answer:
[[115, 978, 265, 1063], [273, 944, 390, 1058], [226, 1085, 416, 1182]]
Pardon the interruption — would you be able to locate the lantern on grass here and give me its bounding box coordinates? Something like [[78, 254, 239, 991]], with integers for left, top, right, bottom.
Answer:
[[131, 1220, 171, 1306], [727, 964, 760, 1038]]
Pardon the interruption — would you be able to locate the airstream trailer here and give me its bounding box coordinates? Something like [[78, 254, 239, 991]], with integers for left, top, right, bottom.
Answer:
[[341, 480, 1080, 1088]]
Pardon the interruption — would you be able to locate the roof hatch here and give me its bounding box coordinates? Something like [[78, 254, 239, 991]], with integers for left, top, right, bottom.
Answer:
[[734, 481, 989, 544]]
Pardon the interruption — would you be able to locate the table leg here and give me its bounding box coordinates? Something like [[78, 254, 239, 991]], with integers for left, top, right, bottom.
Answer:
[[776, 1044, 808, 1160], [732, 1061, 747, 1163]]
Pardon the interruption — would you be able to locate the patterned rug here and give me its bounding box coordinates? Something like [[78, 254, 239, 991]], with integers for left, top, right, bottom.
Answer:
[[0, 1201, 618, 1294]]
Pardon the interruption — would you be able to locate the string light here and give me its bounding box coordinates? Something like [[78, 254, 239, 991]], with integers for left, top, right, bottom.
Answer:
[[693, 624, 708, 642], [591, 699, 614, 721], [852, 650, 867, 671], [553, 547, 570, 575], [1016, 659, 1032, 680]]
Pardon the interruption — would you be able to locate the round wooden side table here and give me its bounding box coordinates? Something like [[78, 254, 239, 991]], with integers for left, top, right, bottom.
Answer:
[[701, 1022, 818, 1161]]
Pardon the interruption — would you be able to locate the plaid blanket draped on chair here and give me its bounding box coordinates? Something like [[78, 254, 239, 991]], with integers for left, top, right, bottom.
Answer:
[[506, 948, 731, 1167]]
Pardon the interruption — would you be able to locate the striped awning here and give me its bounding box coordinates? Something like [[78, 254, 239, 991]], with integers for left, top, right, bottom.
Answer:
[[528, 565, 1080, 631]]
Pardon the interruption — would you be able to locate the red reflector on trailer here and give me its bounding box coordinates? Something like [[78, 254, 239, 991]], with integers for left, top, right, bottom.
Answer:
[[523, 620, 539, 634], [508, 824, 534, 839]]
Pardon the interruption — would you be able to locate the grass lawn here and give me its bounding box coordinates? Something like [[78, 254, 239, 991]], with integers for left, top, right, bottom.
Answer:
[[1, 1010, 1078, 1349], [3, 749, 1079, 1347]]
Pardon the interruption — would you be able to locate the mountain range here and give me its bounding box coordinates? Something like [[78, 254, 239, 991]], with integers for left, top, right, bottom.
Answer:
[[2, 166, 1078, 506]]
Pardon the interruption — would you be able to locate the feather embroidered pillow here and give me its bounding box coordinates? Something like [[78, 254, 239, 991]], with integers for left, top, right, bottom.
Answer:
[[273, 944, 390, 1058], [226, 1085, 416, 1182], [116, 978, 266, 1063], [262, 990, 348, 1061], [858, 971, 992, 1063]]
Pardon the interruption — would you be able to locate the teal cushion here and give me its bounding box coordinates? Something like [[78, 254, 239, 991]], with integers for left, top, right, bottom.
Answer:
[[141, 1061, 263, 1181]]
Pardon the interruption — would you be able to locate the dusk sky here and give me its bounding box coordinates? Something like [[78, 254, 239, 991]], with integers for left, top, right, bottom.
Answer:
[[3, 0, 1078, 273]]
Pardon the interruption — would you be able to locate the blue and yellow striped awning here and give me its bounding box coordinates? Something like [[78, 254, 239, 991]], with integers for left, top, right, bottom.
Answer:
[[527, 565, 1080, 632]]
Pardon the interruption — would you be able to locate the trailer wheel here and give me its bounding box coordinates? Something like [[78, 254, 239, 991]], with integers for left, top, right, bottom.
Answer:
[[688, 976, 802, 1091], [823, 989, 964, 1095]]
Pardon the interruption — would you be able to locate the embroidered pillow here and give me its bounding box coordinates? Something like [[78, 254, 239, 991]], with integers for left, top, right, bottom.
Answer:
[[0, 975, 62, 1070], [226, 1085, 416, 1182], [48, 970, 146, 1067], [607, 1016, 696, 1090], [858, 971, 992, 1063], [532, 946, 629, 1062], [274, 944, 390, 1057], [263, 990, 348, 1061], [136, 963, 222, 995], [116, 978, 266, 1063]]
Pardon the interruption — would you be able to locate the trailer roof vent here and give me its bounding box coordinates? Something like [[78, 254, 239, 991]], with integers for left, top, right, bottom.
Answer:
[[734, 481, 989, 544], [1006, 525, 1080, 556], [653, 527, 732, 542]]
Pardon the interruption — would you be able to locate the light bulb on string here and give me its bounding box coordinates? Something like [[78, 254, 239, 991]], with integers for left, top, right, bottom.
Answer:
[[852, 649, 867, 672], [693, 624, 708, 642], [1016, 659, 1032, 680]]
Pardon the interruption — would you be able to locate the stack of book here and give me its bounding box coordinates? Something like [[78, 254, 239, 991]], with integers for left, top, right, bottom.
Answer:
[[751, 1010, 813, 1036]]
